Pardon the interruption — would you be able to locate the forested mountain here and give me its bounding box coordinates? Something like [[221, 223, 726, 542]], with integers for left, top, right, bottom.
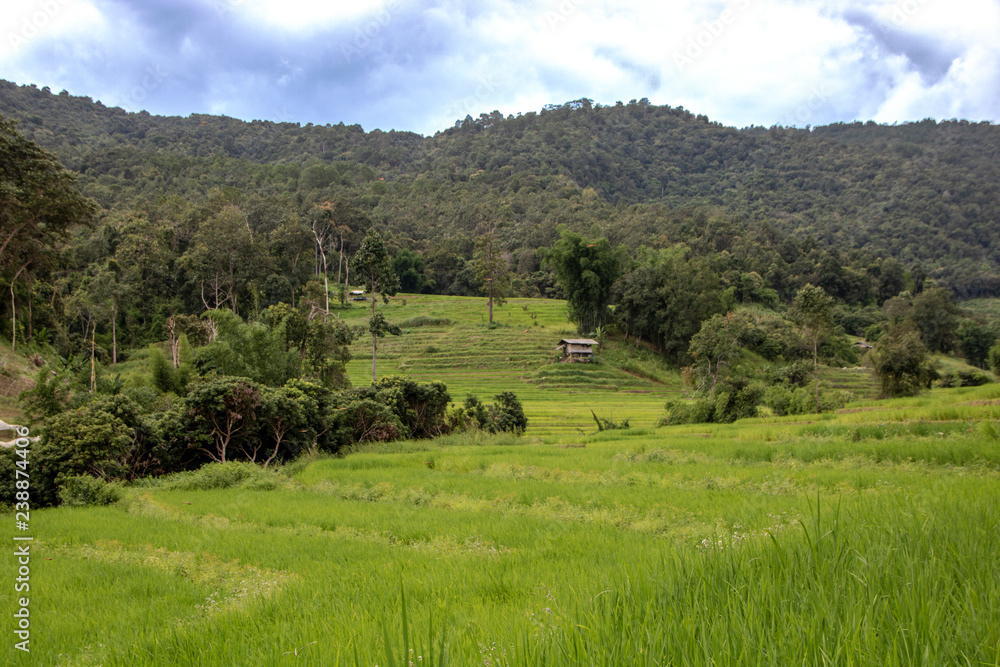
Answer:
[[3, 80, 998, 298]]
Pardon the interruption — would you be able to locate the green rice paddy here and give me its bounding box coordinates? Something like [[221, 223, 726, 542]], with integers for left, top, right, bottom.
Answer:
[[4, 295, 1000, 665]]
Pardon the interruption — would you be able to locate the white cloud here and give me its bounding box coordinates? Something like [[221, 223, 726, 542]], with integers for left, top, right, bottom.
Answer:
[[0, 0, 996, 133]]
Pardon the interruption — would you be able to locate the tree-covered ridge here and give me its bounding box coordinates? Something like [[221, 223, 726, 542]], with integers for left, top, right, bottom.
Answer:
[[2, 80, 998, 295]]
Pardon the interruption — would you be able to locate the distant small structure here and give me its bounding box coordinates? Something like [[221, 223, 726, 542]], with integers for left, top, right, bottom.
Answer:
[[853, 340, 873, 350], [556, 338, 600, 361], [349, 290, 367, 301]]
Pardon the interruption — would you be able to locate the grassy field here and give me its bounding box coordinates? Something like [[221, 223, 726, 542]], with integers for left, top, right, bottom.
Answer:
[[4, 295, 1000, 665], [5, 384, 1000, 665]]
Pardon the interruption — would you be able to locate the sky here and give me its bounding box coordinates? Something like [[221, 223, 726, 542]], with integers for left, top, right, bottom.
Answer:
[[1, 0, 998, 136]]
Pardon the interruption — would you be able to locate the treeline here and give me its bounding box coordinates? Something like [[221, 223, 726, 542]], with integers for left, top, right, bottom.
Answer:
[[4, 360, 527, 507]]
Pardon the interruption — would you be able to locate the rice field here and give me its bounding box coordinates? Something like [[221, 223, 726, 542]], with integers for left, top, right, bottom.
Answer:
[[3, 295, 1000, 665], [336, 295, 681, 435]]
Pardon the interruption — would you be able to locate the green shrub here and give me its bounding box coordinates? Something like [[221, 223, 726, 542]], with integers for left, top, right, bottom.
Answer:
[[487, 391, 528, 434], [152, 461, 287, 491], [937, 370, 993, 388], [57, 475, 122, 506]]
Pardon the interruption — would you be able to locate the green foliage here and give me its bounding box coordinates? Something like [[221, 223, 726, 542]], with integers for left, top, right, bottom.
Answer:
[[663, 376, 765, 425], [958, 320, 996, 369], [356, 377, 452, 440], [473, 229, 511, 324], [353, 228, 401, 381], [18, 366, 72, 425], [689, 312, 746, 395], [450, 394, 489, 431], [1, 114, 97, 350], [910, 287, 961, 353], [544, 228, 622, 334], [57, 474, 123, 506], [869, 325, 937, 397], [591, 409, 630, 431], [487, 391, 528, 434], [193, 310, 298, 387], [392, 248, 435, 294], [147, 461, 288, 491], [991, 342, 1000, 376], [28, 394, 137, 505], [936, 370, 993, 388], [791, 283, 834, 410], [149, 346, 189, 394], [180, 376, 263, 464], [614, 246, 722, 363], [763, 384, 852, 416]]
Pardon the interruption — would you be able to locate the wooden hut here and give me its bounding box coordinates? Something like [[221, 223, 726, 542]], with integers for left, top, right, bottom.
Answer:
[[556, 338, 600, 361]]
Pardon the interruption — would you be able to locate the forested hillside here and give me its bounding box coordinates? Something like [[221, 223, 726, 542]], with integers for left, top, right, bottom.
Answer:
[[2, 80, 999, 297]]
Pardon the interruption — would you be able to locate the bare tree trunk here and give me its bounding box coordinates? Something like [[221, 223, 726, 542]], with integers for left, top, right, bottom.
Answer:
[[337, 230, 344, 284], [90, 322, 96, 392], [167, 316, 180, 368], [313, 226, 330, 314], [9, 281, 15, 351], [8, 265, 26, 350], [26, 280, 32, 343], [111, 304, 117, 365]]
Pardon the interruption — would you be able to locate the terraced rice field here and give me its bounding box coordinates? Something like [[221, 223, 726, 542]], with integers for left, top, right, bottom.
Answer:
[[335, 295, 682, 435]]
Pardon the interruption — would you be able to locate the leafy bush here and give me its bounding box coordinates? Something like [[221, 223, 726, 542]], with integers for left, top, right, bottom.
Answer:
[[352, 377, 452, 440], [57, 475, 123, 506], [487, 391, 528, 434], [937, 370, 993, 388], [763, 385, 852, 416], [450, 392, 528, 434], [148, 461, 287, 491], [450, 395, 490, 431]]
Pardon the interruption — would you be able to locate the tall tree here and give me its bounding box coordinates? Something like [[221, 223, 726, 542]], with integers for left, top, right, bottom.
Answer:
[[474, 228, 511, 325], [352, 229, 400, 382], [544, 227, 621, 334], [1, 116, 96, 349], [870, 324, 935, 397], [689, 312, 746, 396], [790, 283, 833, 411]]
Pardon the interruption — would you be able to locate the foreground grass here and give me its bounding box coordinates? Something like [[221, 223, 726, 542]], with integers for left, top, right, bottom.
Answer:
[[5, 384, 1000, 665]]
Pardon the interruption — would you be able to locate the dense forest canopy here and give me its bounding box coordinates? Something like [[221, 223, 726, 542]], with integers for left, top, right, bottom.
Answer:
[[1, 79, 998, 298]]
